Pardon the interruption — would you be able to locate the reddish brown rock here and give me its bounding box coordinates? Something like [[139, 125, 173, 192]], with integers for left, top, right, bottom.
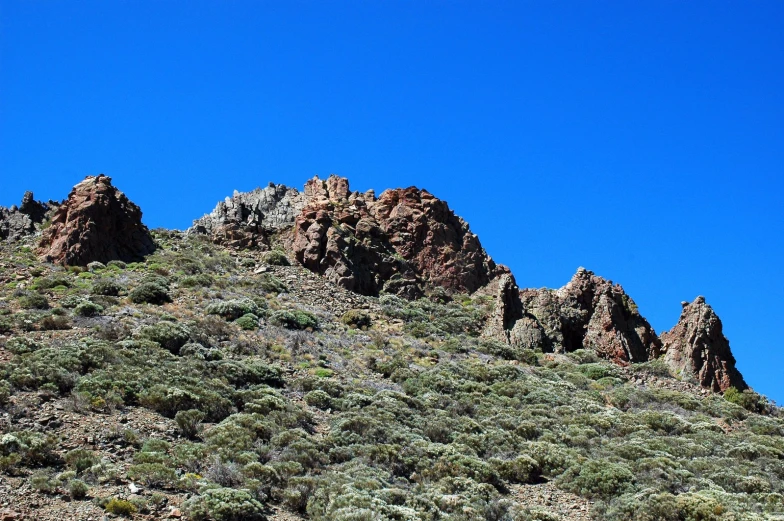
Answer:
[[290, 175, 505, 298], [661, 296, 747, 392], [501, 268, 661, 364], [38, 175, 156, 266]]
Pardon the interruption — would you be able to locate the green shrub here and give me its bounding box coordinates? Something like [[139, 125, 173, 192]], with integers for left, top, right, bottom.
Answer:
[[91, 279, 122, 296], [19, 292, 49, 310], [65, 449, 100, 473], [138, 321, 191, 354], [185, 487, 266, 521], [724, 386, 768, 413], [207, 298, 262, 321], [105, 498, 137, 516], [235, 313, 259, 330], [340, 310, 372, 329], [129, 283, 171, 305], [31, 276, 71, 291], [30, 470, 58, 493], [175, 409, 206, 439], [305, 390, 332, 410], [74, 300, 104, 317], [180, 273, 215, 288], [258, 273, 287, 293], [67, 479, 89, 499], [127, 463, 177, 487], [0, 381, 10, 405], [269, 310, 318, 330], [262, 249, 290, 266], [557, 458, 634, 499]]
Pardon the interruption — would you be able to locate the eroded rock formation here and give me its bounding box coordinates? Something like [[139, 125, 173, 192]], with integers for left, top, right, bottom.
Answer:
[[661, 296, 747, 392], [190, 183, 306, 249], [38, 175, 156, 265], [192, 174, 506, 298], [0, 192, 54, 241], [494, 268, 662, 365], [289, 175, 506, 297]]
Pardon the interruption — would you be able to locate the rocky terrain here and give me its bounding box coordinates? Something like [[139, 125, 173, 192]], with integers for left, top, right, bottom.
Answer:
[[0, 175, 779, 521]]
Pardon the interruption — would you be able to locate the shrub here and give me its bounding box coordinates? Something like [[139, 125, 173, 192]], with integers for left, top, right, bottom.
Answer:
[[19, 292, 49, 310], [107, 260, 127, 269], [30, 470, 58, 493], [258, 273, 287, 294], [269, 310, 318, 330], [74, 300, 104, 317], [305, 390, 332, 409], [105, 498, 138, 516], [263, 249, 290, 266], [235, 313, 259, 331], [65, 449, 100, 473], [206, 299, 262, 321], [91, 279, 122, 296], [180, 273, 215, 288], [557, 459, 634, 499], [185, 487, 266, 521], [127, 463, 177, 487], [175, 409, 206, 439], [67, 479, 89, 499], [129, 283, 171, 305], [138, 322, 191, 354], [340, 310, 372, 329], [39, 313, 71, 330], [724, 386, 768, 413]]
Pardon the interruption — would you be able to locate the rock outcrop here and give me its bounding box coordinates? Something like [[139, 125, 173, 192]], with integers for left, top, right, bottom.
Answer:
[[38, 175, 156, 266], [661, 296, 747, 392], [0, 192, 54, 241], [495, 268, 662, 365], [192, 174, 506, 298], [190, 183, 306, 249], [289, 175, 505, 297]]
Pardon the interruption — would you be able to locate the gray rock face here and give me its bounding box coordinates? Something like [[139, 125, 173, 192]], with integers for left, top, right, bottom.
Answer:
[[661, 296, 747, 392], [0, 192, 53, 241], [189, 183, 306, 249]]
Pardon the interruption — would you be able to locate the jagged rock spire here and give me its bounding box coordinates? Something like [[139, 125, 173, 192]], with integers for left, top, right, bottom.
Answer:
[[662, 296, 747, 392]]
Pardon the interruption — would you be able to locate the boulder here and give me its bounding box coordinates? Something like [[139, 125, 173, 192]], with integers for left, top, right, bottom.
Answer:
[[661, 296, 747, 392], [38, 175, 156, 265]]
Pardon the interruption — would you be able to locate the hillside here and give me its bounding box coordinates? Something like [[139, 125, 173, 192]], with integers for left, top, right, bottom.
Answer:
[[0, 175, 781, 521]]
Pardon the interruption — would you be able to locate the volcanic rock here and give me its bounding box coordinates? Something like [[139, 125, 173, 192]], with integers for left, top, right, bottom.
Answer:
[[290, 175, 505, 297], [500, 268, 662, 364], [661, 296, 747, 392], [38, 175, 156, 265], [0, 192, 53, 241], [190, 182, 306, 249]]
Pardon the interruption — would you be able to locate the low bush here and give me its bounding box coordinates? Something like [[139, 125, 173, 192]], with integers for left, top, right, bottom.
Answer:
[[91, 279, 122, 296], [557, 459, 635, 499], [137, 322, 191, 354], [185, 487, 266, 521], [19, 292, 49, 310], [129, 283, 171, 305], [175, 409, 206, 439], [235, 313, 259, 330], [269, 310, 318, 330], [340, 310, 372, 329], [207, 299, 262, 321], [262, 249, 290, 266], [74, 300, 104, 317], [105, 498, 137, 516]]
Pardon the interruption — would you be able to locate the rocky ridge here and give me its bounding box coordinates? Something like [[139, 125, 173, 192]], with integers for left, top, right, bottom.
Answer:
[[1, 174, 749, 393], [0, 192, 54, 242]]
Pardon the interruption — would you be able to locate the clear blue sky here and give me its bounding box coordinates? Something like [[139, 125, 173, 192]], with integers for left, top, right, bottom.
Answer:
[[2, 1, 782, 402]]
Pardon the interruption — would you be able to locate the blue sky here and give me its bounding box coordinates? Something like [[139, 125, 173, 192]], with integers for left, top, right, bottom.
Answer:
[[1, 1, 782, 402]]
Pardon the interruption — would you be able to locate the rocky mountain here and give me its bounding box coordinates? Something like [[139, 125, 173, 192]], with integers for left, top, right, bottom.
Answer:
[[0, 174, 774, 521]]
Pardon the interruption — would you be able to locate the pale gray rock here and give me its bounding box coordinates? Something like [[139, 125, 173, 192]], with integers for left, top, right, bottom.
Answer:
[[189, 183, 306, 249], [0, 192, 53, 241]]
